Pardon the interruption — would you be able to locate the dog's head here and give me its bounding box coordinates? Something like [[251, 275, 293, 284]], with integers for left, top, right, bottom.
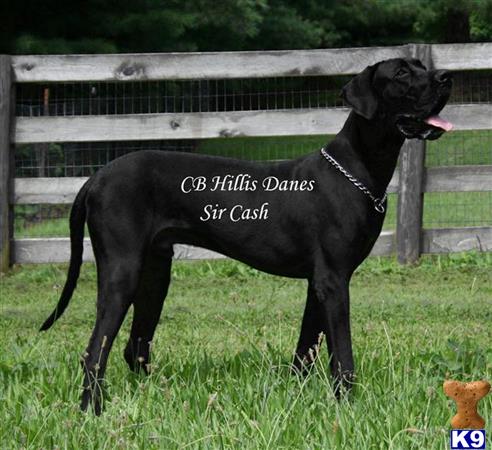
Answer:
[[341, 58, 453, 140]]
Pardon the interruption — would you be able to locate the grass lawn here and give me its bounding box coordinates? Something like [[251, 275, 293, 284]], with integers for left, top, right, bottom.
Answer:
[[1, 254, 491, 449]]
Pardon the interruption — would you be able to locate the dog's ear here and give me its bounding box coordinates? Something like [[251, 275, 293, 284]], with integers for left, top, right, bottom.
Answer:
[[341, 63, 380, 120]]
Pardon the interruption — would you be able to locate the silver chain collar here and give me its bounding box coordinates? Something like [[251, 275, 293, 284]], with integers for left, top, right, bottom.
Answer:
[[320, 147, 387, 213]]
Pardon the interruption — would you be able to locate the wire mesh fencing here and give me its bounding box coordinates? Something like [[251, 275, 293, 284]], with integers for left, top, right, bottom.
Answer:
[[15, 76, 349, 117], [14, 70, 492, 117]]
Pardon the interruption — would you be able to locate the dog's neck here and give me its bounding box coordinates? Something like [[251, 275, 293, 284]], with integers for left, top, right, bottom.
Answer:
[[327, 111, 405, 196]]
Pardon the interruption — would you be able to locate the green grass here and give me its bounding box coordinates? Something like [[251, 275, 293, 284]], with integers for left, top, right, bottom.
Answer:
[[424, 192, 492, 228], [426, 130, 492, 167], [1, 254, 491, 449], [197, 135, 330, 161]]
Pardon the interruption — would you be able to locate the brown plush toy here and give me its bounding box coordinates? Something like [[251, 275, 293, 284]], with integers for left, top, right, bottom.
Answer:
[[443, 380, 491, 429]]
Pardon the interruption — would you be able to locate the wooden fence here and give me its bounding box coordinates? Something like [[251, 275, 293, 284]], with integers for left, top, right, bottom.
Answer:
[[1, 43, 491, 271]]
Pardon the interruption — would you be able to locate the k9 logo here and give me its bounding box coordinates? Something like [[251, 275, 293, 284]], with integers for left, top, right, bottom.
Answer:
[[450, 430, 486, 449]]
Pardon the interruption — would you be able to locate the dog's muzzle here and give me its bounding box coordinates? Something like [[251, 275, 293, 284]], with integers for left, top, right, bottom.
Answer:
[[396, 109, 452, 140], [396, 73, 453, 141]]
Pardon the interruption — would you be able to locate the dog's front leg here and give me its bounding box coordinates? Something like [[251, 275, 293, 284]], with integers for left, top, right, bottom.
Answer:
[[293, 284, 324, 372], [295, 269, 354, 396]]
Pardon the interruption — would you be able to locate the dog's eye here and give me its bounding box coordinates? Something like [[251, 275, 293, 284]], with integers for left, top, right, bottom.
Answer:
[[395, 68, 408, 78]]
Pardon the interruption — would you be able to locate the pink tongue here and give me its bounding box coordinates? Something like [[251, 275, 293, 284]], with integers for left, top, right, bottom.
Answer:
[[424, 115, 453, 131]]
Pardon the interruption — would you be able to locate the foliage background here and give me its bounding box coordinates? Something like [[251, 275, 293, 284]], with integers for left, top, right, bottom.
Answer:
[[2, 0, 491, 55]]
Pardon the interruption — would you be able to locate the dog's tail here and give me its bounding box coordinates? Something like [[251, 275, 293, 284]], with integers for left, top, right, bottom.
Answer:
[[39, 179, 91, 331]]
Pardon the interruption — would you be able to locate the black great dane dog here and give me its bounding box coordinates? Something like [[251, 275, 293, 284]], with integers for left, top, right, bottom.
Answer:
[[40, 58, 452, 414]]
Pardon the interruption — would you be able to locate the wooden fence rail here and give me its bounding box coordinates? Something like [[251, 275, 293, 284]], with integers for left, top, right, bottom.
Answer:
[[11, 43, 492, 82], [14, 104, 492, 144], [1, 42, 492, 271]]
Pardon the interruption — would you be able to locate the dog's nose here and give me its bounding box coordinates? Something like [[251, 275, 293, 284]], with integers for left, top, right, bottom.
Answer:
[[434, 70, 452, 84]]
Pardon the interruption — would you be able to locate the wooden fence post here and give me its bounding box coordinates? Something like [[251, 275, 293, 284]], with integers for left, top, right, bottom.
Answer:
[[396, 139, 426, 264], [396, 44, 432, 264], [0, 55, 12, 272]]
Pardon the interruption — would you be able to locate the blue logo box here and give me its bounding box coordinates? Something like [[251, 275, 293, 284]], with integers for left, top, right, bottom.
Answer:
[[450, 430, 486, 449]]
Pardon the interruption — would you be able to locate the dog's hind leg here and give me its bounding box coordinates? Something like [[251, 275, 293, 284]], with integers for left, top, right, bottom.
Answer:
[[124, 248, 173, 374], [80, 254, 142, 415]]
